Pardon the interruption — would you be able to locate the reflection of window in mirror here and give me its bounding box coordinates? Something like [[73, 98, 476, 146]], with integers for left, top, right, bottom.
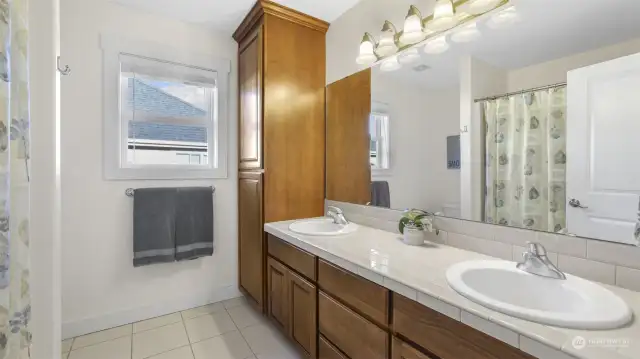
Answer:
[[369, 112, 390, 171]]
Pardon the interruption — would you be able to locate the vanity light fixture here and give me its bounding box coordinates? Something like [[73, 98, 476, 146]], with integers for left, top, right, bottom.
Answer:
[[398, 47, 421, 64], [423, 36, 449, 54], [399, 5, 426, 45], [461, 0, 503, 15], [380, 55, 402, 72], [426, 0, 459, 32], [487, 6, 520, 29], [356, 32, 378, 65], [376, 21, 399, 57], [451, 22, 481, 43]]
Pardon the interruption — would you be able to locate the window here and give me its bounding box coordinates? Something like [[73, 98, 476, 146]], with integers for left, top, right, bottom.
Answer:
[[102, 36, 230, 179], [369, 112, 390, 170]]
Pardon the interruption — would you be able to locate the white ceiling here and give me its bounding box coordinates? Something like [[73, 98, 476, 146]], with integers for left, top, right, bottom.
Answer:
[[111, 0, 363, 34], [374, 0, 640, 89]]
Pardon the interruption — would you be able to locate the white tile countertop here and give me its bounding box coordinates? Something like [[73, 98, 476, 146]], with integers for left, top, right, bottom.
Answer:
[[265, 219, 640, 359]]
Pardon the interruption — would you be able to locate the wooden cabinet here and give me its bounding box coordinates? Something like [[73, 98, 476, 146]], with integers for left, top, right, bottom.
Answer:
[[393, 293, 535, 359], [239, 26, 263, 170], [318, 291, 388, 359], [266, 256, 317, 357], [319, 335, 349, 359], [318, 259, 389, 328], [238, 172, 264, 308], [392, 337, 435, 359], [234, 0, 328, 310]]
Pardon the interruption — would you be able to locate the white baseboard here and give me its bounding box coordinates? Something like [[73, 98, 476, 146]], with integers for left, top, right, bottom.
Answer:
[[62, 285, 242, 339]]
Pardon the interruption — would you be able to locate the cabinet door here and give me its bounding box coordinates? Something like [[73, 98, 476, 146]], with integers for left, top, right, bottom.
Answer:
[[239, 172, 264, 307], [289, 270, 317, 357], [239, 26, 263, 170], [319, 335, 349, 359], [266, 257, 289, 331]]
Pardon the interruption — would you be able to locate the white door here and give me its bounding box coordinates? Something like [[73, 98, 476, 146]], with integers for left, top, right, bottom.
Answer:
[[567, 52, 640, 244]]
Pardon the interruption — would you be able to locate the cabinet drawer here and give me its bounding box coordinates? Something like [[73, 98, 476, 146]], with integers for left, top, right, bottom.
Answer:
[[268, 235, 316, 281], [392, 337, 435, 359], [319, 335, 349, 359], [393, 294, 535, 359], [319, 291, 388, 359], [318, 259, 389, 327]]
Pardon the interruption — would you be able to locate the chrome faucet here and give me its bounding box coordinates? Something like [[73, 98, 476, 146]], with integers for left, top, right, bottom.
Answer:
[[516, 242, 566, 280], [327, 206, 349, 225]]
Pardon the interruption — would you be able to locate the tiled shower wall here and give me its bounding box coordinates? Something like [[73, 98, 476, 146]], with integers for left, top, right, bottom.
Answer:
[[326, 200, 640, 293]]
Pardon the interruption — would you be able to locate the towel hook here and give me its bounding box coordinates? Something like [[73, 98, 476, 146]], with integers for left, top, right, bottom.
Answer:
[[57, 56, 71, 76]]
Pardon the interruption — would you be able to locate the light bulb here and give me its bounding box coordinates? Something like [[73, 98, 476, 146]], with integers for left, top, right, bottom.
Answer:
[[451, 22, 481, 43], [380, 56, 401, 72], [426, 0, 459, 32], [423, 36, 449, 54], [356, 34, 377, 65], [400, 6, 425, 45], [398, 48, 420, 64], [462, 0, 502, 15], [487, 6, 520, 29]]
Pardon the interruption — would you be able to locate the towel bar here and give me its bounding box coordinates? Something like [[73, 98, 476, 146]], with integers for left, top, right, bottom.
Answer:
[[125, 187, 215, 197]]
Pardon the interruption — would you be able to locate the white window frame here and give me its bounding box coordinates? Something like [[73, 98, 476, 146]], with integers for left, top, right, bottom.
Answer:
[[101, 35, 230, 180], [370, 101, 391, 174]]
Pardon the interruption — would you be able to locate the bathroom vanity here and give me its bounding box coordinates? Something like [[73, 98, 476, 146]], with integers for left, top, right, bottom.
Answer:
[[263, 220, 639, 359]]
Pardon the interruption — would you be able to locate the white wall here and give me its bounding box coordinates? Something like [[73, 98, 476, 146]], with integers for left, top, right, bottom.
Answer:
[[508, 37, 640, 92], [30, 0, 63, 356], [459, 57, 507, 221], [372, 74, 460, 213], [60, 0, 239, 338]]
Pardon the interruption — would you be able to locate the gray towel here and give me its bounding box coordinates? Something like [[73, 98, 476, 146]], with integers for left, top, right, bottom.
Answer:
[[175, 187, 214, 261], [133, 188, 177, 267], [371, 181, 391, 208]]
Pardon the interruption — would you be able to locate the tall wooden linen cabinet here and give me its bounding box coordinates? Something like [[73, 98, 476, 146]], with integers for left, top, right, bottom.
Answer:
[[234, 1, 328, 312]]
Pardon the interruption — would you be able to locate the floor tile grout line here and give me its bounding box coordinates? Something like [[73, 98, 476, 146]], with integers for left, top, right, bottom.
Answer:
[[68, 333, 132, 352]]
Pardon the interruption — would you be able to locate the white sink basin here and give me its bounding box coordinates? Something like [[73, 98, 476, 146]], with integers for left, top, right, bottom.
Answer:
[[446, 260, 633, 330], [288, 218, 358, 236]]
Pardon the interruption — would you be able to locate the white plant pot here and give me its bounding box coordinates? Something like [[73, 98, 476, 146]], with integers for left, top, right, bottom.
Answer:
[[403, 227, 425, 246]]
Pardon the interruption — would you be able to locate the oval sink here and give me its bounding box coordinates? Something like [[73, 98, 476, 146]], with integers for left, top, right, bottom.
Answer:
[[288, 218, 358, 236], [446, 260, 633, 330]]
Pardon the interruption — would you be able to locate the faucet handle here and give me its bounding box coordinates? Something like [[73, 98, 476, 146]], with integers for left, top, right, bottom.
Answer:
[[527, 242, 547, 256], [327, 206, 343, 214]]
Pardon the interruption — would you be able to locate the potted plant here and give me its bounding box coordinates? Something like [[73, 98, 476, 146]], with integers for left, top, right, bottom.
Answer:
[[399, 209, 434, 246]]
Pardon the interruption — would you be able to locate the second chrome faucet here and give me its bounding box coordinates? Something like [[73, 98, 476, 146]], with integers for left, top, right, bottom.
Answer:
[[516, 242, 566, 280]]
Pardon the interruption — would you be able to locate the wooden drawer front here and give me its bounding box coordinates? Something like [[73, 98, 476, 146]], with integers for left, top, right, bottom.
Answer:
[[393, 294, 535, 359], [268, 235, 316, 280], [392, 337, 435, 359], [318, 259, 389, 327], [319, 291, 388, 359], [319, 335, 349, 359]]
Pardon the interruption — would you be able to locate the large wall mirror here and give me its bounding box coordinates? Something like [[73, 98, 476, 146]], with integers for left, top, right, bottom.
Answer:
[[326, 0, 640, 245]]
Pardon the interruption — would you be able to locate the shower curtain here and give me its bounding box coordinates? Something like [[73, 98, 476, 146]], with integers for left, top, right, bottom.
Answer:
[[0, 0, 31, 358], [484, 86, 566, 233]]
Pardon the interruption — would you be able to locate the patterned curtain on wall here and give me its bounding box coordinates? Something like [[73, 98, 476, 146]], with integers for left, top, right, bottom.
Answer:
[[0, 0, 31, 358], [484, 86, 566, 233]]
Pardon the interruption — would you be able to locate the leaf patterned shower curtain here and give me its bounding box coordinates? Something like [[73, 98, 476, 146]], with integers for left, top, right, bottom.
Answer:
[[0, 0, 31, 358], [484, 86, 566, 233]]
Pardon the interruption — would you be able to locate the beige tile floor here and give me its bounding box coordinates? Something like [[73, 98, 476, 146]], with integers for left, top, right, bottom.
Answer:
[[61, 297, 304, 359]]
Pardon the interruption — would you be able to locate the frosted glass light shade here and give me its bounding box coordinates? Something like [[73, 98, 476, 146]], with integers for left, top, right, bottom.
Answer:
[[487, 7, 520, 29], [424, 36, 449, 54], [464, 0, 502, 15], [427, 0, 459, 31], [356, 37, 377, 65], [376, 30, 398, 57], [400, 7, 425, 45], [380, 56, 401, 72], [398, 48, 421, 64], [451, 22, 481, 43]]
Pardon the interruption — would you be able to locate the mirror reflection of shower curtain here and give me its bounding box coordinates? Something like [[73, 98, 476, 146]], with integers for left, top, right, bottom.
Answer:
[[483, 86, 567, 232]]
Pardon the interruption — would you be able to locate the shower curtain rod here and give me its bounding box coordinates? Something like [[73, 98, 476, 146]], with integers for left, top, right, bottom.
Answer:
[[474, 82, 567, 103]]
